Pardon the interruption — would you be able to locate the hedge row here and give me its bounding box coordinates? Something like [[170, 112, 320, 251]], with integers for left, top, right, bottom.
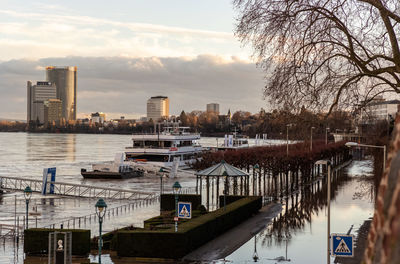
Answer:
[[116, 196, 262, 258], [24, 228, 90, 256]]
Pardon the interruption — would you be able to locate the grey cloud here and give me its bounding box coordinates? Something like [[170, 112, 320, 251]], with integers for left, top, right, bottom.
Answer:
[[0, 55, 267, 119]]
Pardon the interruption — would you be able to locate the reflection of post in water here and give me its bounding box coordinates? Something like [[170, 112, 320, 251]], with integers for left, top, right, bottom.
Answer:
[[262, 168, 350, 246]]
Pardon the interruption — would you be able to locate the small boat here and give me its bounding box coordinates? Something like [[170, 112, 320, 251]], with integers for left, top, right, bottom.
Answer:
[[81, 153, 144, 179], [215, 132, 250, 151]]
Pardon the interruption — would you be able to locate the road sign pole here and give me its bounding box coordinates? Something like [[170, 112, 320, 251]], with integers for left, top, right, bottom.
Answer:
[[327, 164, 331, 264]]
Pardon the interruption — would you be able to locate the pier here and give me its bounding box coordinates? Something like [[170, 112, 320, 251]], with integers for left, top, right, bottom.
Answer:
[[0, 176, 156, 201]]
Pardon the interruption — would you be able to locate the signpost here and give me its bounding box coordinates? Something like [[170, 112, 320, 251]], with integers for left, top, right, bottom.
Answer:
[[177, 202, 192, 219], [331, 234, 354, 257], [42, 168, 56, 195]]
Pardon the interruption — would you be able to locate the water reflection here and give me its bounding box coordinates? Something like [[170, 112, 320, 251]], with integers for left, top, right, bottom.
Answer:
[[227, 162, 374, 263], [26, 133, 76, 162]]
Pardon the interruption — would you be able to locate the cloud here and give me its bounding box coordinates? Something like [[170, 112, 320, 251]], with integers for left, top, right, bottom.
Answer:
[[0, 55, 267, 120], [0, 9, 247, 60]]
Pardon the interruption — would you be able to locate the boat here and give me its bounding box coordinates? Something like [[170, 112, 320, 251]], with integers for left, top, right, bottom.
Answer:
[[81, 153, 144, 179], [124, 122, 203, 170], [215, 132, 250, 151]]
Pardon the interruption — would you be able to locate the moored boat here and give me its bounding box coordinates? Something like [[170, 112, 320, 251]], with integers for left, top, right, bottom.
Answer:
[[81, 153, 144, 179], [124, 122, 203, 170]]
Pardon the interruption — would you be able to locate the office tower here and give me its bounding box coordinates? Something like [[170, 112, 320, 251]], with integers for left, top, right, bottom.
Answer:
[[206, 103, 220, 114], [46, 66, 77, 121], [44, 99, 62, 124], [27, 81, 57, 124], [147, 96, 169, 122]]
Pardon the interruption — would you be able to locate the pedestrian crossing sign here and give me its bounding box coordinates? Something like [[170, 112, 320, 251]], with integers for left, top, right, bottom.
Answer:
[[331, 234, 354, 257], [178, 202, 192, 219]]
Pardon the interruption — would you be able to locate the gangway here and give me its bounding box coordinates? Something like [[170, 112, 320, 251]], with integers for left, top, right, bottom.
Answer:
[[0, 176, 156, 201]]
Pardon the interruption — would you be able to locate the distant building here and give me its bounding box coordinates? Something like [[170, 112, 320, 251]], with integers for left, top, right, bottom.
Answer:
[[147, 96, 169, 122], [206, 103, 220, 114], [44, 99, 62, 125], [27, 81, 57, 124], [46, 66, 77, 121], [91, 112, 106, 124], [363, 96, 400, 122]]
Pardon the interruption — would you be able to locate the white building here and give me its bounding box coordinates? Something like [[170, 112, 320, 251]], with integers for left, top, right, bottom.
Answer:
[[364, 96, 400, 122], [27, 81, 57, 124], [147, 96, 169, 122], [91, 112, 106, 124]]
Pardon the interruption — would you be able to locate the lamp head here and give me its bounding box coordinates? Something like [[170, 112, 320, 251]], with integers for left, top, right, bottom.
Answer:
[[222, 170, 228, 180], [315, 159, 331, 166], [24, 186, 32, 201], [172, 181, 182, 194], [345, 142, 358, 147], [95, 198, 107, 216]]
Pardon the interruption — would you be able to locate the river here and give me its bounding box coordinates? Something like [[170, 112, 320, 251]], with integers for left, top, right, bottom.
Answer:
[[0, 132, 374, 263]]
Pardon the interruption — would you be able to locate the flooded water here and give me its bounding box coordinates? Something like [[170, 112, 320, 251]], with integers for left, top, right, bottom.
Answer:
[[224, 160, 374, 264], [0, 132, 374, 263]]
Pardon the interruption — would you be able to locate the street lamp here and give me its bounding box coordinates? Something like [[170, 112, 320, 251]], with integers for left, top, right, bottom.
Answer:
[[253, 164, 259, 195], [315, 160, 331, 264], [24, 186, 32, 229], [310, 126, 315, 151], [222, 171, 228, 211], [159, 168, 164, 195], [345, 142, 386, 175], [95, 198, 107, 264], [325, 127, 330, 145], [286, 124, 293, 156], [172, 181, 182, 232]]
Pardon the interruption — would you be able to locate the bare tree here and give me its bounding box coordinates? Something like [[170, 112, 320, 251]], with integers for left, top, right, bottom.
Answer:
[[233, 0, 400, 113]]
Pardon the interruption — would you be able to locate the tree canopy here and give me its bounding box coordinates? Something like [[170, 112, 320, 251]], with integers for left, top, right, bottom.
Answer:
[[234, 0, 400, 113]]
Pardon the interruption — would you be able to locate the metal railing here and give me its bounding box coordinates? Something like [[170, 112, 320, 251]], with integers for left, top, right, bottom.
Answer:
[[0, 176, 156, 201]]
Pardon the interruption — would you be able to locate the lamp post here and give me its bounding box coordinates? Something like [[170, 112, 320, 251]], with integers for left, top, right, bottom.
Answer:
[[24, 186, 32, 229], [315, 160, 331, 264], [310, 126, 315, 151], [95, 198, 107, 264], [159, 168, 164, 195], [325, 127, 330, 145], [253, 164, 259, 195], [286, 124, 293, 156], [172, 181, 182, 232], [345, 142, 386, 175], [222, 171, 228, 211]]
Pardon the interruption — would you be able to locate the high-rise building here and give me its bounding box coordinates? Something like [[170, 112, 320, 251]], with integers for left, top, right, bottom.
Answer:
[[206, 103, 220, 114], [44, 99, 62, 125], [46, 66, 77, 121], [147, 96, 169, 122], [27, 81, 57, 124]]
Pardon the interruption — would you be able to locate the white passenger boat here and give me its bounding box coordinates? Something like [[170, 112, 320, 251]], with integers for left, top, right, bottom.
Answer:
[[125, 123, 203, 170]]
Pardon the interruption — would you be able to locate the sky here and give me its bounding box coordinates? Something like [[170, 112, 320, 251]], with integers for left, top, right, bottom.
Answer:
[[0, 0, 267, 120]]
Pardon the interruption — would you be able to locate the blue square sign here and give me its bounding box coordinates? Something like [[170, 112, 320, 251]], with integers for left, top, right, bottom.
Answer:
[[178, 202, 192, 219], [331, 234, 354, 257]]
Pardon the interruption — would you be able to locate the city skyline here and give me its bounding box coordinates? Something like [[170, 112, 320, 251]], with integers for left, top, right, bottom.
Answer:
[[0, 1, 266, 120]]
